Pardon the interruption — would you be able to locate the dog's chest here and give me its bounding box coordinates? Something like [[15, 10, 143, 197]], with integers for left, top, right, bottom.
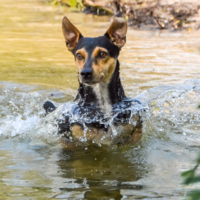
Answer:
[[45, 98, 143, 145], [60, 102, 143, 145], [92, 83, 112, 115], [69, 116, 142, 145]]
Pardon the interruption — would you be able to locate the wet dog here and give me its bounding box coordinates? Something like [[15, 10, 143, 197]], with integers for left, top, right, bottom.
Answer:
[[43, 17, 143, 145]]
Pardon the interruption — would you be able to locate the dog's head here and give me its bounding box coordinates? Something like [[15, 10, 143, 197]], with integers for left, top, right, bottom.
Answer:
[[62, 17, 127, 85]]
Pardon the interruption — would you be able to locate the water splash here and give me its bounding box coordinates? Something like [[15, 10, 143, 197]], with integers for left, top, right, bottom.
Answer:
[[42, 97, 145, 145], [0, 88, 42, 138], [0, 83, 60, 145], [0, 80, 200, 146], [137, 82, 200, 146]]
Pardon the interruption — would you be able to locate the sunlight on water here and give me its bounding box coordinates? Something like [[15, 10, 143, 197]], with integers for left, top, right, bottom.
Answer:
[[1, 0, 200, 198]]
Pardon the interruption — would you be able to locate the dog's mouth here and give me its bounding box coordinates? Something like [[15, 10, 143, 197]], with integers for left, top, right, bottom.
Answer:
[[82, 81, 99, 86], [80, 75, 104, 85]]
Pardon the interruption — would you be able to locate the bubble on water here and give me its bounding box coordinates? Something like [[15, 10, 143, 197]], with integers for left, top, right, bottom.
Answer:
[[79, 137, 87, 142], [110, 123, 118, 137]]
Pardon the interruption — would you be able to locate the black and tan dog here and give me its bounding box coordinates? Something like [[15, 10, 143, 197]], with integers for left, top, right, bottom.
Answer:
[[43, 17, 143, 144]]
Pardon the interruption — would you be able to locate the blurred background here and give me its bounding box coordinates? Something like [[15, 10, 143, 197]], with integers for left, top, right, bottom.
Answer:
[[0, 0, 200, 199], [1, 0, 200, 100]]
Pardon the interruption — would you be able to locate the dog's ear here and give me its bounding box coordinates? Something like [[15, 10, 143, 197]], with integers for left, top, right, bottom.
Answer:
[[105, 17, 127, 48], [62, 17, 83, 51]]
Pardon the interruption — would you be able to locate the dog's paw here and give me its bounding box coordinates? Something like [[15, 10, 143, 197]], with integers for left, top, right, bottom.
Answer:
[[43, 101, 56, 114]]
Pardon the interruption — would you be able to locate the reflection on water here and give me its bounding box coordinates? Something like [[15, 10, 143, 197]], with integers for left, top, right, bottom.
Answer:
[[0, 137, 147, 199], [0, 0, 200, 199]]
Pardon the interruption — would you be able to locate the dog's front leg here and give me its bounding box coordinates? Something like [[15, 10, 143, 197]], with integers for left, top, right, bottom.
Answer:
[[43, 101, 56, 115]]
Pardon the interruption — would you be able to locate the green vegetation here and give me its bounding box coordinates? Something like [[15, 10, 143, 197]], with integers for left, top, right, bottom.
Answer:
[[50, 0, 83, 10], [182, 151, 200, 200], [182, 105, 200, 200]]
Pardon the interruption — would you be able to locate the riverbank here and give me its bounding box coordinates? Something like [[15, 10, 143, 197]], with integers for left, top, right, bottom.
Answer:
[[48, 0, 200, 30]]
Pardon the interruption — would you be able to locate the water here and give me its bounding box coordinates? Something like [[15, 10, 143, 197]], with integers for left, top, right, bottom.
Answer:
[[1, 0, 200, 199]]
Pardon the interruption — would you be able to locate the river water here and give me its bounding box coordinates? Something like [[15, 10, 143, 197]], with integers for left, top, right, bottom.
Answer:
[[1, 0, 200, 199]]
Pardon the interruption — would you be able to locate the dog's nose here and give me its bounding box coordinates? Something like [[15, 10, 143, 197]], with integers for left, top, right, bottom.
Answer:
[[80, 68, 93, 79]]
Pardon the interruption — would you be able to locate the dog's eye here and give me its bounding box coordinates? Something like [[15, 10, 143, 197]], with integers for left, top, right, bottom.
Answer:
[[99, 51, 107, 58], [76, 53, 84, 60]]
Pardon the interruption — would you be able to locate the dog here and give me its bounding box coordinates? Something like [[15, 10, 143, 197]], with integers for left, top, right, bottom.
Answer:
[[43, 17, 143, 145]]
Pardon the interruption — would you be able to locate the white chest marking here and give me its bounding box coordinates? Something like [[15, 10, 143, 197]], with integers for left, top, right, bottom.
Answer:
[[92, 83, 112, 115]]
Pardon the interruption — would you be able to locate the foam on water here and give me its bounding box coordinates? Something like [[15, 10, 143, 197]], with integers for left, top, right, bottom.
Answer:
[[0, 80, 200, 146], [137, 80, 200, 147], [0, 83, 61, 145], [0, 86, 42, 137]]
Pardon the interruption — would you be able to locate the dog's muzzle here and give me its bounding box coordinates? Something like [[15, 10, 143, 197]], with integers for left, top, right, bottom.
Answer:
[[80, 68, 93, 81]]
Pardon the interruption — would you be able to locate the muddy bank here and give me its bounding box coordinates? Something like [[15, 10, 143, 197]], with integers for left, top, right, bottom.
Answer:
[[83, 0, 200, 30], [50, 0, 200, 30]]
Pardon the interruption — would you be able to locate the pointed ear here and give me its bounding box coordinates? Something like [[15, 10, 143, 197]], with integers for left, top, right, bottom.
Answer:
[[105, 17, 127, 48], [62, 17, 83, 51]]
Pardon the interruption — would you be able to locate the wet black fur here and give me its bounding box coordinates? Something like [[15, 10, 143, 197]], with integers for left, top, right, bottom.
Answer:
[[73, 35, 126, 106], [43, 33, 130, 133], [75, 60, 126, 106]]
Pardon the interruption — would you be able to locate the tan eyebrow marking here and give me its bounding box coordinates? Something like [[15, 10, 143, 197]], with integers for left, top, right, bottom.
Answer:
[[75, 48, 88, 73], [75, 48, 87, 58], [92, 47, 109, 58]]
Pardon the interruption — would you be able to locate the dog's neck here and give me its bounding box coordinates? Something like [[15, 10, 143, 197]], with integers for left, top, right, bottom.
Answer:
[[74, 60, 126, 114]]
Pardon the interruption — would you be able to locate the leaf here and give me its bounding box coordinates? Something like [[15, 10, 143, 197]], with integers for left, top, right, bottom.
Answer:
[[196, 152, 200, 163], [68, 0, 77, 7], [182, 169, 195, 178], [188, 190, 200, 200], [184, 177, 194, 185], [185, 176, 200, 185]]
